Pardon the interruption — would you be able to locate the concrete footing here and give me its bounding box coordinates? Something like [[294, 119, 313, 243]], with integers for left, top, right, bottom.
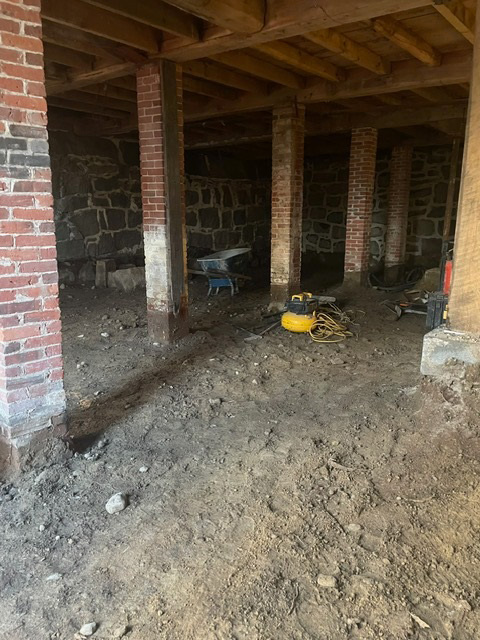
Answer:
[[421, 327, 480, 376]]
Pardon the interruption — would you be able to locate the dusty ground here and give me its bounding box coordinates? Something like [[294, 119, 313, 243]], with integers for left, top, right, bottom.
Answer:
[[1, 276, 480, 640]]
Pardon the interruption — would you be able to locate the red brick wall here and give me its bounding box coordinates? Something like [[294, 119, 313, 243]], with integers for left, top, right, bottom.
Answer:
[[0, 0, 65, 450], [137, 61, 188, 342], [385, 144, 413, 270], [270, 101, 305, 305], [344, 127, 378, 282]]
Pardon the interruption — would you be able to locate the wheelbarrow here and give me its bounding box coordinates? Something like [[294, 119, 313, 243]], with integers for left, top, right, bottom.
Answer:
[[196, 248, 251, 296]]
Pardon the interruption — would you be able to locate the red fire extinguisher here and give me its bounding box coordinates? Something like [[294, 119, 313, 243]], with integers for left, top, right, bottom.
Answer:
[[443, 255, 453, 295]]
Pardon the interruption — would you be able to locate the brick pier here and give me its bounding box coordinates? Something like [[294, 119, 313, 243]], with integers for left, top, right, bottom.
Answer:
[[270, 100, 305, 307], [0, 0, 66, 469], [137, 60, 188, 343], [344, 127, 378, 285], [385, 144, 413, 282]]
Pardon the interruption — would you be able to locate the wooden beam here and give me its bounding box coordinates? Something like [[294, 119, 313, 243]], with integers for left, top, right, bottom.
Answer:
[[161, 0, 432, 61], [442, 136, 462, 246], [182, 59, 267, 93], [304, 28, 389, 75], [299, 50, 470, 103], [184, 104, 466, 149], [186, 131, 271, 150], [255, 41, 345, 82], [79, 83, 137, 103], [47, 97, 132, 119], [109, 76, 137, 92], [211, 50, 305, 89], [48, 109, 117, 133], [373, 16, 442, 66], [182, 50, 471, 121], [183, 75, 241, 100], [163, 0, 265, 34], [333, 97, 384, 111], [59, 89, 135, 113], [41, 21, 122, 63], [428, 119, 466, 136], [308, 103, 467, 135], [434, 0, 475, 44], [43, 43, 95, 69], [412, 86, 457, 102], [84, 112, 138, 136], [375, 93, 410, 106], [81, 0, 199, 41], [41, 0, 160, 53], [46, 62, 136, 95], [448, 6, 480, 332]]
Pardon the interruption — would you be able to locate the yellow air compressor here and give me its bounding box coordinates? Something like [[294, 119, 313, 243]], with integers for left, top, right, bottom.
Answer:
[[281, 292, 318, 333]]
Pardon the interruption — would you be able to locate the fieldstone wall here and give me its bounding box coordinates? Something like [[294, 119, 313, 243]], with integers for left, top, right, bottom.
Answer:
[[302, 159, 349, 256], [49, 133, 271, 280], [49, 129, 456, 280], [50, 132, 143, 275], [186, 176, 270, 262], [303, 145, 456, 267], [406, 146, 453, 262]]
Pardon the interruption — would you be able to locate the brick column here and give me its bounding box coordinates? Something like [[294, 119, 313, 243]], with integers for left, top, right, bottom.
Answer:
[[384, 145, 413, 283], [0, 0, 66, 469], [137, 60, 188, 343], [270, 101, 305, 308], [344, 127, 378, 285]]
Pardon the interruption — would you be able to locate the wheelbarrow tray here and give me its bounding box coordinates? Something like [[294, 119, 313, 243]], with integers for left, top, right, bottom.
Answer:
[[197, 248, 251, 274], [197, 248, 251, 296]]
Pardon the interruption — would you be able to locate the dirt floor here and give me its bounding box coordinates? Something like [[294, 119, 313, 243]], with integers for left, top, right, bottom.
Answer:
[[2, 276, 480, 640]]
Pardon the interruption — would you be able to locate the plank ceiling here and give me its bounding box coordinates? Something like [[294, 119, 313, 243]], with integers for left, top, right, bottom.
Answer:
[[39, 0, 476, 151]]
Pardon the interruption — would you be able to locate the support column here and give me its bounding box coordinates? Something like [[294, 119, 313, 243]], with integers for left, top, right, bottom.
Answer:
[[270, 100, 305, 308], [137, 60, 188, 343], [421, 6, 480, 376], [384, 145, 413, 283], [0, 0, 66, 469], [344, 127, 378, 285]]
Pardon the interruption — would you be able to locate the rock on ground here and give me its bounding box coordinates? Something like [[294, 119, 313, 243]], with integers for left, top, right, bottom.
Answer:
[[105, 493, 128, 514]]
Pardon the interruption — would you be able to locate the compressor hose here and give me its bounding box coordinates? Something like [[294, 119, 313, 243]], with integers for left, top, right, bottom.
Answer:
[[308, 304, 353, 343]]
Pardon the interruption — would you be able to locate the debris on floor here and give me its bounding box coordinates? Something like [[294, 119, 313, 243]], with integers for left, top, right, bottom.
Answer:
[[2, 281, 480, 639]]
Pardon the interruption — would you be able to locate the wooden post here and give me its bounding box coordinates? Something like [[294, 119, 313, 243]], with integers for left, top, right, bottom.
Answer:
[[442, 137, 462, 252], [448, 8, 480, 332]]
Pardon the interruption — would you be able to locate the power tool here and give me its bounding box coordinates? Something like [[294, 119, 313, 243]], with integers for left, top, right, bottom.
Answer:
[[281, 292, 336, 333]]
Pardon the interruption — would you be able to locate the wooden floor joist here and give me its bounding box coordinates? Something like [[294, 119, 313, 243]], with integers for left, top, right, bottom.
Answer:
[[41, 0, 160, 53], [161, 0, 433, 61], [80, 0, 200, 40], [164, 0, 265, 34], [254, 41, 345, 82], [46, 62, 137, 95], [304, 28, 389, 76], [434, 0, 475, 44], [37, 0, 475, 144], [180, 50, 471, 121], [372, 16, 442, 66], [211, 50, 305, 89], [182, 59, 267, 93]]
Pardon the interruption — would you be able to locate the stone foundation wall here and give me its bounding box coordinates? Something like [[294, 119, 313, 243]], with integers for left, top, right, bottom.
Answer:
[[49, 133, 270, 280], [50, 132, 143, 274], [49, 130, 456, 278], [186, 176, 270, 261], [303, 145, 456, 267]]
